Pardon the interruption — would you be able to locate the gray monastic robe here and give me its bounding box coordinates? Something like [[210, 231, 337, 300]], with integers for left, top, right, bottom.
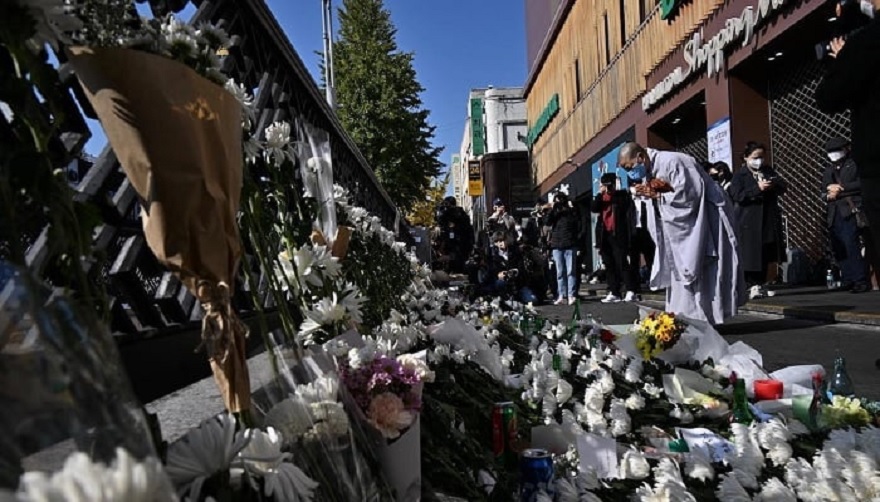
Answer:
[[645, 149, 745, 324]]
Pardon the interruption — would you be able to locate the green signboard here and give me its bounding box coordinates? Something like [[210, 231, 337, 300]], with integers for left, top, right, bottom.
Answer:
[[660, 0, 687, 20], [526, 93, 560, 147], [470, 98, 485, 156]]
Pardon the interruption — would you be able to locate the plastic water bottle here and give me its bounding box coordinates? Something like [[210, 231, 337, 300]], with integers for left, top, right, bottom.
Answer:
[[826, 269, 835, 290]]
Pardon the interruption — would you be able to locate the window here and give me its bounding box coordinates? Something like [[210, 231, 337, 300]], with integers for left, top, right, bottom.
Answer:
[[603, 12, 611, 65], [639, 0, 647, 23], [619, 0, 627, 46], [574, 58, 582, 100]]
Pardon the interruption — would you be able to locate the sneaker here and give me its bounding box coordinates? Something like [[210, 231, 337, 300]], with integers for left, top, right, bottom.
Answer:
[[589, 277, 599, 285], [568, 297, 577, 305], [623, 291, 639, 302], [601, 293, 621, 304], [748, 285, 765, 300], [554, 297, 567, 305]]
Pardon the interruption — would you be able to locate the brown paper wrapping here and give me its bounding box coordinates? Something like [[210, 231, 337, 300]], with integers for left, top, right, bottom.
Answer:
[[309, 226, 353, 259], [68, 46, 250, 412]]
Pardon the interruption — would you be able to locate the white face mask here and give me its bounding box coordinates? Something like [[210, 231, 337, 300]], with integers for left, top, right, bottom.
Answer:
[[861, 0, 875, 18], [747, 158, 763, 170], [828, 151, 847, 162]]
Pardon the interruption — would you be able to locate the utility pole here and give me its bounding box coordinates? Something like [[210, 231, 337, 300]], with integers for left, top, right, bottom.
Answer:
[[321, 0, 337, 110]]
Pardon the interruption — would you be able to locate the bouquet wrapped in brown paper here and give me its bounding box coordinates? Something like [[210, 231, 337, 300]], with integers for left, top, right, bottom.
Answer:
[[68, 46, 251, 414]]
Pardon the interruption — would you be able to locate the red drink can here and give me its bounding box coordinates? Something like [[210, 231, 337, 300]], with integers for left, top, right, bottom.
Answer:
[[492, 401, 517, 464]]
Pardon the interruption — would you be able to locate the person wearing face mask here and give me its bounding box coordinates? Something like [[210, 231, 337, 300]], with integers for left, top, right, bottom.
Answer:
[[728, 142, 788, 298], [617, 142, 744, 325], [815, 0, 880, 279], [822, 137, 871, 293], [706, 161, 733, 192]]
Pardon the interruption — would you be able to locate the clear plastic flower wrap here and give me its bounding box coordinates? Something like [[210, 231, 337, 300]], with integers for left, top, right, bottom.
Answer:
[[250, 340, 392, 501], [0, 262, 174, 500]]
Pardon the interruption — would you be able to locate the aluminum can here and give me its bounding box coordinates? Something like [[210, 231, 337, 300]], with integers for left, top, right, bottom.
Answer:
[[492, 402, 517, 464], [519, 448, 555, 501]]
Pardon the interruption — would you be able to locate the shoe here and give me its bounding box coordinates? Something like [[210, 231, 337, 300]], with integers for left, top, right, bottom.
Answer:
[[851, 283, 871, 294], [554, 297, 566, 305], [568, 297, 577, 305], [601, 293, 621, 304], [623, 291, 639, 302], [748, 285, 765, 300], [589, 277, 599, 285]]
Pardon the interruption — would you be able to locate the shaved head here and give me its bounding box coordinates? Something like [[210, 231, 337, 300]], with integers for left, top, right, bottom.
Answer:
[[618, 142, 646, 164]]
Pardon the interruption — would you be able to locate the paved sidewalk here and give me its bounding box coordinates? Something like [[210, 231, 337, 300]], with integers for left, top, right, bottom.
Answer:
[[578, 283, 880, 326]]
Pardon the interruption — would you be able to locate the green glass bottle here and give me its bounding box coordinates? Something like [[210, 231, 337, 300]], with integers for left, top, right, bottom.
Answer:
[[730, 378, 753, 425], [827, 355, 855, 400]]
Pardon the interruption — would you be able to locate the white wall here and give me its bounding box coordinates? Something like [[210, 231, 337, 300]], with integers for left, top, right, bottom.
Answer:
[[484, 88, 527, 154]]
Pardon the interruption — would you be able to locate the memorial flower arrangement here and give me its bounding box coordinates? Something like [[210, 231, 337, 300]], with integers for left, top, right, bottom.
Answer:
[[633, 311, 687, 360], [339, 351, 424, 441]]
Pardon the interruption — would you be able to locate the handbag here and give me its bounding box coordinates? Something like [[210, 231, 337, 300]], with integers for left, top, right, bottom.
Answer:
[[846, 198, 870, 228]]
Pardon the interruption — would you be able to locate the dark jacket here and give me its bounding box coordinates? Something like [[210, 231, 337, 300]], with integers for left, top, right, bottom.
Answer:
[[589, 190, 635, 248], [728, 165, 788, 271], [546, 203, 584, 250], [487, 245, 525, 288], [823, 157, 863, 227], [816, 18, 880, 179]]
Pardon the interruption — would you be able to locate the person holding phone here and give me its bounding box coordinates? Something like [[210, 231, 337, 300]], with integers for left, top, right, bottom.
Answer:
[[728, 142, 788, 298]]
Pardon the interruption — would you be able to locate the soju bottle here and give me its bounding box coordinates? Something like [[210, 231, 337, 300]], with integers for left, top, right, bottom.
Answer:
[[827, 355, 855, 400], [730, 378, 753, 425]]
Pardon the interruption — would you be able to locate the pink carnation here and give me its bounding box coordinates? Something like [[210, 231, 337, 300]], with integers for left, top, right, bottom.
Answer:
[[367, 392, 415, 439]]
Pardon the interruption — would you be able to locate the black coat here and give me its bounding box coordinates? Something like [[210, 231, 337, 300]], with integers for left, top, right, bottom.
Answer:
[[816, 18, 880, 179], [546, 204, 585, 250], [728, 165, 787, 271], [823, 157, 863, 227], [590, 190, 635, 249]]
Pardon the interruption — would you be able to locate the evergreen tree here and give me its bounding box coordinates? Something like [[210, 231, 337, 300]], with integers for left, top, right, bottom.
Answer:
[[332, 0, 443, 212]]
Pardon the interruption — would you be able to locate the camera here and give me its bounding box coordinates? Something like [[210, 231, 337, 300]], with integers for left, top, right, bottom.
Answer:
[[505, 268, 519, 279], [815, 0, 873, 60]]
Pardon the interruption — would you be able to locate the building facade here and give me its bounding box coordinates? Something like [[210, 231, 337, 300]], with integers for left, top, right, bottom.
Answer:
[[454, 87, 531, 230], [525, 0, 850, 270]]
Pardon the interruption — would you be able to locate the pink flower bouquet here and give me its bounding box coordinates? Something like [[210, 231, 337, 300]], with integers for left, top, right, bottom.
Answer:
[[339, 355, 422, 440]]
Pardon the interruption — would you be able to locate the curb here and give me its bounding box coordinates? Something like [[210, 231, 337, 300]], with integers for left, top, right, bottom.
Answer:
[[582, 288, 880, 327]]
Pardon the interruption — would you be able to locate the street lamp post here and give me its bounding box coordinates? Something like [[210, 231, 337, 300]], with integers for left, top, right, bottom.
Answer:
[[321, 0, 337, 110]]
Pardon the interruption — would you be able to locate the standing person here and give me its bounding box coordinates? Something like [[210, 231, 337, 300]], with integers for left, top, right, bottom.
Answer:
[[624, 163, 656, 299], [706, 161, 734, 192], [487, 197, 517, 234], [728, 142, 788, 298], [617, 142, 744, 325], [546, 192, 584, 305], [591, 173, 636, 303], [434, 196, 474, 274], [815, 0, 880, 277], [822, 137, 871, 293]]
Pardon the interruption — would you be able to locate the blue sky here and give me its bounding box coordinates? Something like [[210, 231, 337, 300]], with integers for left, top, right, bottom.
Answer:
[[85, 0, 526, 194]]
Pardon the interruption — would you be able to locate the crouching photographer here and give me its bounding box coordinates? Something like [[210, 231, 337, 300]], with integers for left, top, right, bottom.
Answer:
[[815, 0, 880, 276], [483, 231, 538, 303]]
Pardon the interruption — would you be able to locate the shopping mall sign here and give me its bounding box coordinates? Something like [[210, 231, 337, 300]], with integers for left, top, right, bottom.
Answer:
[[526, 93, 560, 147], [643, 0, 791, 111]]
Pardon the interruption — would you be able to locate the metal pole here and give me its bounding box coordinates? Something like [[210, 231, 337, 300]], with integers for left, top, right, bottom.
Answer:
[[321, 0, 337, 110]]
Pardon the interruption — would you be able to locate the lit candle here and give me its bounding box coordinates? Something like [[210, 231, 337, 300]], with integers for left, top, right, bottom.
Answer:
[[754, 379, 784, 401]]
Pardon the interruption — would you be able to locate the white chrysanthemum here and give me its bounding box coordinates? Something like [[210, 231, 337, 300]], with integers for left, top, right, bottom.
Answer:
[[195, 21, 230, 49], [670, 406, 694, 424], [264, 396, 314, 442], [608, 398, 630, 437], [715, 473, 752, 502], [596, 369, 615, 395], [684, 451, 715, 482], [619, 448, 651, 480], [224, 79, 255, 129], [842, 450, 880, 499], [625, 393, 646, 410], [825, 428, 857, 455], [308, 402, 350, 438], [347, 340, 378, 368], [263, 122, 294, 166], [397, 353, 435, 383], [643, 382, 663, 398], [814, 446, 848, 481], [311, 245, 342, 278], [556, 378, 573, 405], [166, 414, 249, 499], [337, 281, 366, 324], [12, 447, 174, 502], [856, 426, 880, 461], [754, 477, 797, 502], [786, 418, 811, 436], [237, 428, 319, 502], [160, 16, 198, 58]]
